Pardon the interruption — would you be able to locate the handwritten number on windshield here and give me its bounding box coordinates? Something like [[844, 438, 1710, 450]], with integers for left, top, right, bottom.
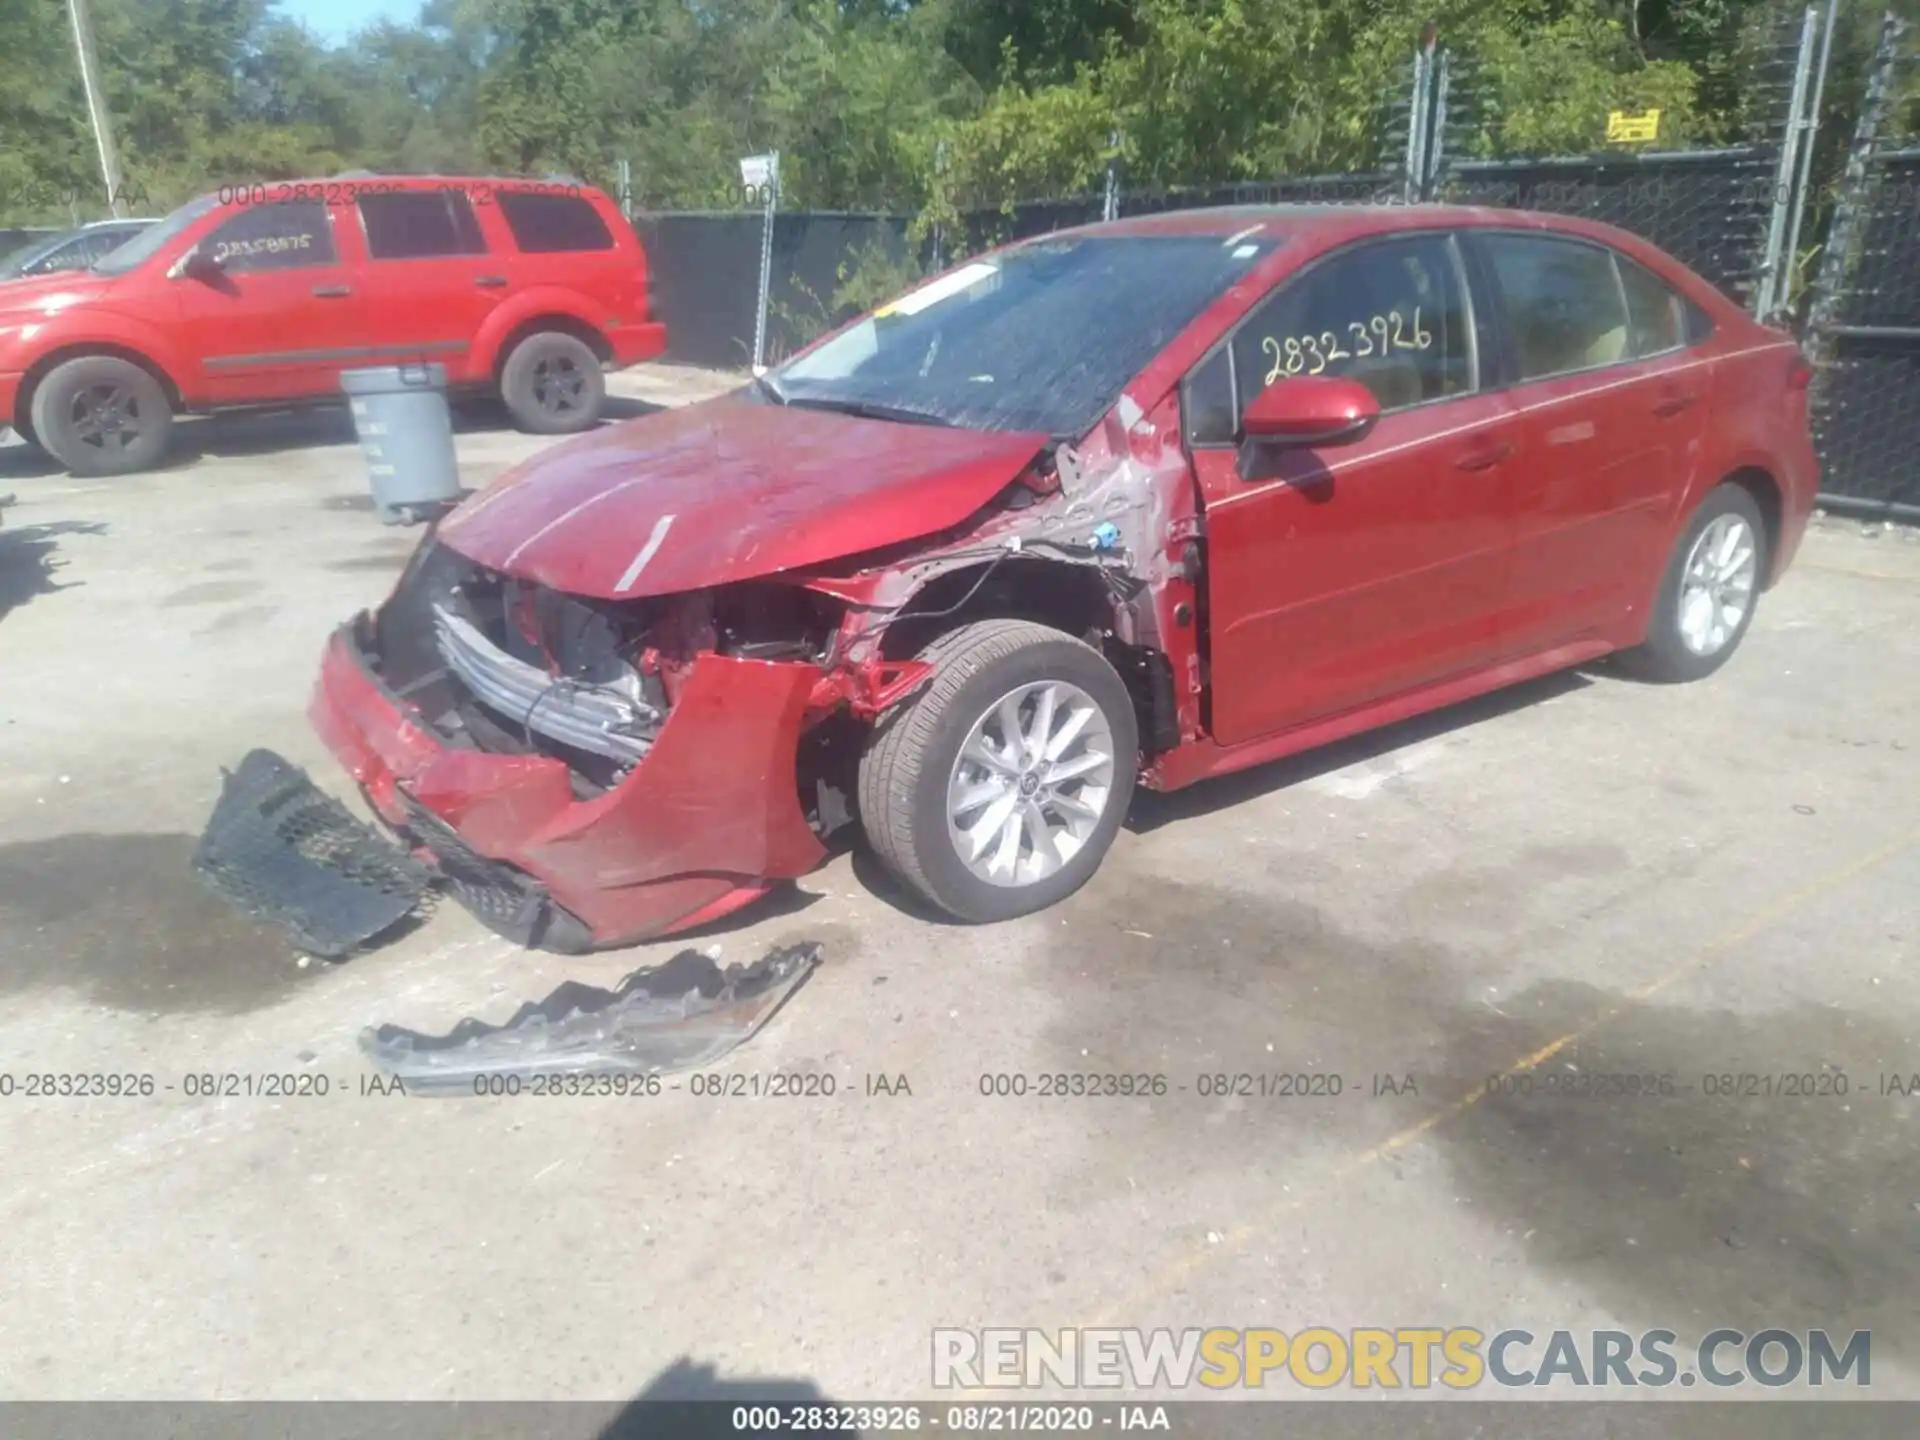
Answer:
[[1262, 307, 1429, 385]]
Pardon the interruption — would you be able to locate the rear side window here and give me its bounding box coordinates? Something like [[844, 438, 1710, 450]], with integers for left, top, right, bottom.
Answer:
[[1484, 235, 1629, 379], [205, 201, 336, 273], [359, 191, 487, 260], [1618, 256, 1684, 356], [497, 192, 614, 253]]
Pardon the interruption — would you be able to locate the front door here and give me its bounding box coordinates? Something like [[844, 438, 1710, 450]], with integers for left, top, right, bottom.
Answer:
[[1189, 232, 1522, 746], [170, 199, 369, 405]]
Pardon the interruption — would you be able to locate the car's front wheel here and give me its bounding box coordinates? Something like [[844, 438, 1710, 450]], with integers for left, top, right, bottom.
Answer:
[[858, 620, 1139, 923], [1620, 482, 1767, 682], [29, 355, 173, 476], [499, 331, 605, 435]]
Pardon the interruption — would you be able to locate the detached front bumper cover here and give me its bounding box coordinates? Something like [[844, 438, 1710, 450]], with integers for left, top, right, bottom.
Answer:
[[360, 942, 821, 1094]]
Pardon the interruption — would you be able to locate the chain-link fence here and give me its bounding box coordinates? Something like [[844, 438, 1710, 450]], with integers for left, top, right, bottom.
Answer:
[[1803, 13, 1920, 518], [1430, 3, 1821, 308]]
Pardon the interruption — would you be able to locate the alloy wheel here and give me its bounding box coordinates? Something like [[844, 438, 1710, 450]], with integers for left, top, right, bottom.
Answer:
[[945, 679, 1117, 889], [67, 382, 148, 456], [1677, 513, 1758, 657]]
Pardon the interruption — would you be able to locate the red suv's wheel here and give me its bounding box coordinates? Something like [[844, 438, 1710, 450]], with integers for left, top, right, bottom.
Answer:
[[29, 355, 173, 477], [500, 331, 605, 435]]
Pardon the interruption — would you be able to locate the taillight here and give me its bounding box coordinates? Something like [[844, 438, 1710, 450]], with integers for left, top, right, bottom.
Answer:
[[1788, 356, 1813, 391]]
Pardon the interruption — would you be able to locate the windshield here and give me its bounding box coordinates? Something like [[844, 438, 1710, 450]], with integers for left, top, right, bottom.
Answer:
[[90, 195, 219, 275], [774, 233, 1276, 437]]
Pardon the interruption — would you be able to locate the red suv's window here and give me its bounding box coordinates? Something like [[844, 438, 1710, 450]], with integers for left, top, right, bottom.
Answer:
[[206, 200, 336, 273], [358, 190, 487, 259], [496, 192, 614, 253]]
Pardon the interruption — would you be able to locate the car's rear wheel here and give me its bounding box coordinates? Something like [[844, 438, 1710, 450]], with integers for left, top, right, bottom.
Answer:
[[1619, 482, 1767, 682], [858, 620, 1138, 923], [29, 355, 173, 476], [500, 331, 605, 435]]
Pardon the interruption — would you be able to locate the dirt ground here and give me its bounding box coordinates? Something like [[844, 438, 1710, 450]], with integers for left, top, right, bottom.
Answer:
[[0, 367, 1915, 1413]]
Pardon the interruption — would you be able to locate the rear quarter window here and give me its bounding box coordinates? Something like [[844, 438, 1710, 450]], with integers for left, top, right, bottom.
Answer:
[[497, 192, 615, 254]]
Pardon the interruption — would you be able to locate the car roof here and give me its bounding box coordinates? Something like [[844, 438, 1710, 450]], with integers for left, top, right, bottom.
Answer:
[[233, 174, 606, 194], [1056, 202, 1649, 250]]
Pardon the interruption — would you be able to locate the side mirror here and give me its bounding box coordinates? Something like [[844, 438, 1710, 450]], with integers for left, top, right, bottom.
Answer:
[[1240, 375, 1380, 449], [175, 246, 225, 281]]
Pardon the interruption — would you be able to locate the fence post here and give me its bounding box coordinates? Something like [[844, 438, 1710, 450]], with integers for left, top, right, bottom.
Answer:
[[1424, 49, 1452, 201], [932, 139, 947, 270], [1779, 0, 1840, 308], [1402, 42, 1433, 204], [1805, 11, 1905, 349], [1756, 6, 1821, 318], [617, 157, 632, 220], [1103, 129, 1121, 222], [751, 151, 779, 376]]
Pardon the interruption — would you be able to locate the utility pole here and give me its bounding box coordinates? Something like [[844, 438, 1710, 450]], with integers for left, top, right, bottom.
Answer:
[[67, 0, 126, 218]]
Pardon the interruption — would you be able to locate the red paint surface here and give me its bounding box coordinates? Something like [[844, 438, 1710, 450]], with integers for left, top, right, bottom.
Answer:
[[310, 629, 825, 947], [436, 397, 1048, 598]]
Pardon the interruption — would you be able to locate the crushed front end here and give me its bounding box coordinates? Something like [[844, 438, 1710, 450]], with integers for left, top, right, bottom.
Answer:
[[309, 536, 842, 951]]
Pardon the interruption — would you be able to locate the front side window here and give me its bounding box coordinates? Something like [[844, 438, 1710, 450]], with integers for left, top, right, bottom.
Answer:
[[774, 234, 1277, 437], [1484, 234, 1630, 380], [203, 201, 336, 274], [1187, 234, 1474, 445], [358, 191, 487, 260]]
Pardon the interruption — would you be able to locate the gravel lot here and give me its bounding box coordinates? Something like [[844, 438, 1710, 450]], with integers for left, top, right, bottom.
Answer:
[[1, 368, 1915, 1415]]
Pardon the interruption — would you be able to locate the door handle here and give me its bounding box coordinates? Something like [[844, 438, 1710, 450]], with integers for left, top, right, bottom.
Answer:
[[1454, 440, 1513, 472], [475, 275, 508, 288], [311, 284, 351, 298], [1652, 391, 1697, 417]]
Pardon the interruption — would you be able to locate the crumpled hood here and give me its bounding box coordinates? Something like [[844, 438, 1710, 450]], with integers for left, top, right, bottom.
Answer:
[[437, 395, 1049, 599]]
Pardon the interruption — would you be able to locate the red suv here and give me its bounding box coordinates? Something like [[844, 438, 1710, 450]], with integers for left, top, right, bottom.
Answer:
[[0, 175, 665, 476]]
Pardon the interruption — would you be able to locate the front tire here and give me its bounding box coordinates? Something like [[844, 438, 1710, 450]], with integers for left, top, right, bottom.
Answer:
[[499, 331, 605, 435], [29, 355, 173, 476], [1619, 482, 1766, 682], [858, 620, 1139, 923]]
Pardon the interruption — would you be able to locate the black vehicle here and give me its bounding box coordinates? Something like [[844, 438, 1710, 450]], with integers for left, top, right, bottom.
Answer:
[[0, 219, 156, 281]]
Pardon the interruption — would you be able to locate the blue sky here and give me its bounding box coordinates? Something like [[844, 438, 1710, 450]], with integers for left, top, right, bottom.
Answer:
[[283, 0, 421, 45]]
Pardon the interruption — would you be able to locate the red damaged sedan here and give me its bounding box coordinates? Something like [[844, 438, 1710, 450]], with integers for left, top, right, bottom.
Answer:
[[309, 205, 1818, 952]]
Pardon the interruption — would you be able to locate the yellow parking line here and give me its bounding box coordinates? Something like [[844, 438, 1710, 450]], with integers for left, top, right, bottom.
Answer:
[[1802, 562, 1920, 585], [1080, 824, 1918, 1329]]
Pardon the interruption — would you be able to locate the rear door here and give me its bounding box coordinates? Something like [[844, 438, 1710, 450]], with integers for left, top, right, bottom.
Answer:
[[350, 188, 505, 384], [1468, 231, 1713, 653], [170, 199, 369, 404], [1190, 231, 1523, 745]]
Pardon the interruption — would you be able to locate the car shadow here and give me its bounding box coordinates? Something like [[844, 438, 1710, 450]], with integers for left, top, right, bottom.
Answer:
[[0, 441, 63, 480], [831, 669, 1598, 922], [1126, 668, 1594, 834], [0, 515, 108, 622]]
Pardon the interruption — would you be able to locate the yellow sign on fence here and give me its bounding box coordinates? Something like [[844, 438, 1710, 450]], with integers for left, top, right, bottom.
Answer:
[[1606, 108, 1661, 143]]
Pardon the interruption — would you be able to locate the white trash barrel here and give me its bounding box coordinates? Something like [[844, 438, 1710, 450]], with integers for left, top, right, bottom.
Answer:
[[341, 364, 461, 525]]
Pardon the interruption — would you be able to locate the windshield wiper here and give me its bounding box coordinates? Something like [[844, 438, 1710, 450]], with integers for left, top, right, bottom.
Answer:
[[784, 396, 956, 428], [753, 372, 789, 405]]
